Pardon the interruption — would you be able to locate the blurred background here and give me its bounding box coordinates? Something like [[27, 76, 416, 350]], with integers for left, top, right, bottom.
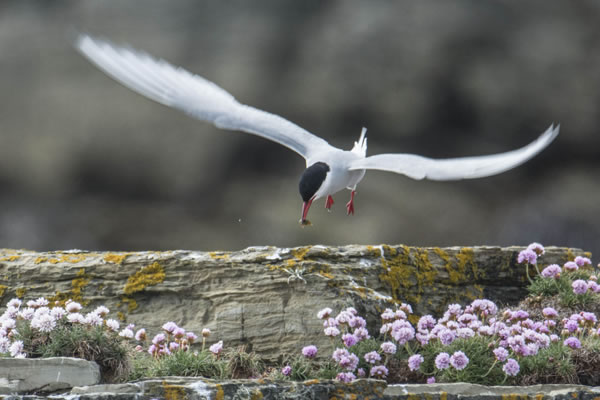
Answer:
[[1, 1, 599, 255]]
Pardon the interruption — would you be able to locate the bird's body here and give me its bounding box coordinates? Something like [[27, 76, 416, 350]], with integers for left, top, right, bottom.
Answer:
[[75, 34, 559, 224]]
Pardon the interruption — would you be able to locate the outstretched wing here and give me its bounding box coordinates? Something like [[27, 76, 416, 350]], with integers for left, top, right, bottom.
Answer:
[[75, 34, 334, 160], [348, 124, 559, 180]]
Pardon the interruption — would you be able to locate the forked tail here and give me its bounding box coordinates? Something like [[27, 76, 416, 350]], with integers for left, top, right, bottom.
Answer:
[[351, 127, 368, 157]]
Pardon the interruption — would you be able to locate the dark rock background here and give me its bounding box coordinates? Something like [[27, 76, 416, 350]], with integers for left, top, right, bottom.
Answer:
[[1, 1, 599, 254]]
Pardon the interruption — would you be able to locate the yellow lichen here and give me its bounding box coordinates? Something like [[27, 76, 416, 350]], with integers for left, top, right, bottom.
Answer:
[[250, 389, 263, 400], [104, 253, 129, 264], [15, 287, 26, 298], [48, 268, 91, 306], [215, 384, 225, 400], [121, 296, 138, 312], [209, 252, 230, 260], [0, 284, 7, 297], [57, 254, 88, 264], [161, 381, 186, 400], [123, 262, 165, 295], [117, 311, 126, 322], [290, 246, 312, 260], [377, 245, 437, 306], [34, 257, 48, 264]]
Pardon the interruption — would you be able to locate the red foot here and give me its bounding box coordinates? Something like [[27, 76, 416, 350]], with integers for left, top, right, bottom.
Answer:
[[325, 195, 334, 210], [346, 191, 356, 215]]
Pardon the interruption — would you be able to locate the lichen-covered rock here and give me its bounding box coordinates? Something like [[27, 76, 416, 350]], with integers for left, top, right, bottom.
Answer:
[[67, 377, 387, 400], [0, 357, 100, 394], [384, 382, 600, 399], [0, 245, 589, 359]]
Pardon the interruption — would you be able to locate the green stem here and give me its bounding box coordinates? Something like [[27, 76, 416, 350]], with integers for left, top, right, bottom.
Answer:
[[525, 264, 534, 285], [479, 360, 498, 378]]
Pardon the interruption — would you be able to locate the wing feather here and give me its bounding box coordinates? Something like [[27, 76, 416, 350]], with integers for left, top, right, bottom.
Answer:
[[349, 124, 559, 180], [75, 34, 333, 159]]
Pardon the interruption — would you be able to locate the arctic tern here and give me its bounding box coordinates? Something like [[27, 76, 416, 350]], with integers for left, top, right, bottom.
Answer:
[[75, 34, 559, 225]]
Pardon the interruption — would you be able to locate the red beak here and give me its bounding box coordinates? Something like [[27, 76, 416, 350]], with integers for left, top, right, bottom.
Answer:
[[301, 198, 314, 223]]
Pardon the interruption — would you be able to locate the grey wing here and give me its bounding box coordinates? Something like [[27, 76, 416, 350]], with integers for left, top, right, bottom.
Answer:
[[348, 124, 559, 180], [75, 34, 333, 160]]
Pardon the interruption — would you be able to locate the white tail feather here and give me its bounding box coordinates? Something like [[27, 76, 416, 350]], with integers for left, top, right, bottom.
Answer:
[[351, 127, 368, 157]]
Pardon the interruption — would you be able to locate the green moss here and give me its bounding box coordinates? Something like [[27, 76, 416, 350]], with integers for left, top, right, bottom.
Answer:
[[123, 262, 165, 295], [0, 284, 7, 297]]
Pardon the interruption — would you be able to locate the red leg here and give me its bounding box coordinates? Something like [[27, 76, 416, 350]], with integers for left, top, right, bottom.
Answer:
[[325, 195, 334, 210], [346, 191, 356, 215]]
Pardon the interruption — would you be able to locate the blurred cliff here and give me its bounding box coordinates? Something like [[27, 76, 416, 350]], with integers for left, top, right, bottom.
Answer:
[[1, 1, 599, 255]]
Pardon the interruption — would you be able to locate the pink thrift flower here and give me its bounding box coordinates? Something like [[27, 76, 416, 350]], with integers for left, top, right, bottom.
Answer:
[[417, 315, 436, 332], [186, 332, 198, 343], [542, 307, 558, 319], [9, 340, 24, 357], [119, 328, 134, 339], [173, 327, 186, 339], [209, 340, 223, 355], [342, 333, 358, 348], [503, 358, 520, 376], [302, 345, 318, 359], [574, 256, 591, 267], [369, 365, 388, 378], [563, 337, 581, 349], [357, 368, 366, 378], [332, 348, 350, 362], [162, 321, 178, 334], [105, 319, 120, 332], [94, 306, 109, 317], [493, 347, 508, 362], [437, 328, 456, 345], [336, 372, 356, 383], [450, 351, 469, 370], [7, 299, 22, 309], [435, 352, 450, 370], [408, 354, 424, 371], [353, 327, 370, 341], [152, 333, 167, 345], [324, 326, 340, 337], [364, 351, 381, 364], [339, 353, 359, 371], [380, 341, 397, 354], [381, 308, 396, 321], [317, 308, 333, 320], [281, 365, 291, 376], [526, 242, 545, 256], [572, 280, 588, 295], [65, 301, 82, 313], [541, 264, 561, 279], [135, 328, 147, 341], [517, 249, 537, 265], [427, 377, 436, 384], [563, 261, 579, 272]]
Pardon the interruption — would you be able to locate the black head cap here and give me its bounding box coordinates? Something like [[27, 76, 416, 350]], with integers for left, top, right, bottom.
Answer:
[[299, 162, 330, 202]]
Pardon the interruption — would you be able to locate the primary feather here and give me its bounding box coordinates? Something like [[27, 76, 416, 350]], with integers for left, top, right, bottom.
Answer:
[[349, 124, 559, 180], [75, 34, 333, 160]]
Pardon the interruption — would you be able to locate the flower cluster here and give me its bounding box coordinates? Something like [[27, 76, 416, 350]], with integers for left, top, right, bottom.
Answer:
[[519, 243, 598, 298], [0, 298, 128, 357], [300, 288, 600, 384]]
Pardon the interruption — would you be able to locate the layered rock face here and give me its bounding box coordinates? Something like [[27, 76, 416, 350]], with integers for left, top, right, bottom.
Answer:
[[0, 245, 588, 358]]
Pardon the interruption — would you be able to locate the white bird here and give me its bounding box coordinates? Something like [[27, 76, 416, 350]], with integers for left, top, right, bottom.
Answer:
[[75, 34, 559, 226]]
